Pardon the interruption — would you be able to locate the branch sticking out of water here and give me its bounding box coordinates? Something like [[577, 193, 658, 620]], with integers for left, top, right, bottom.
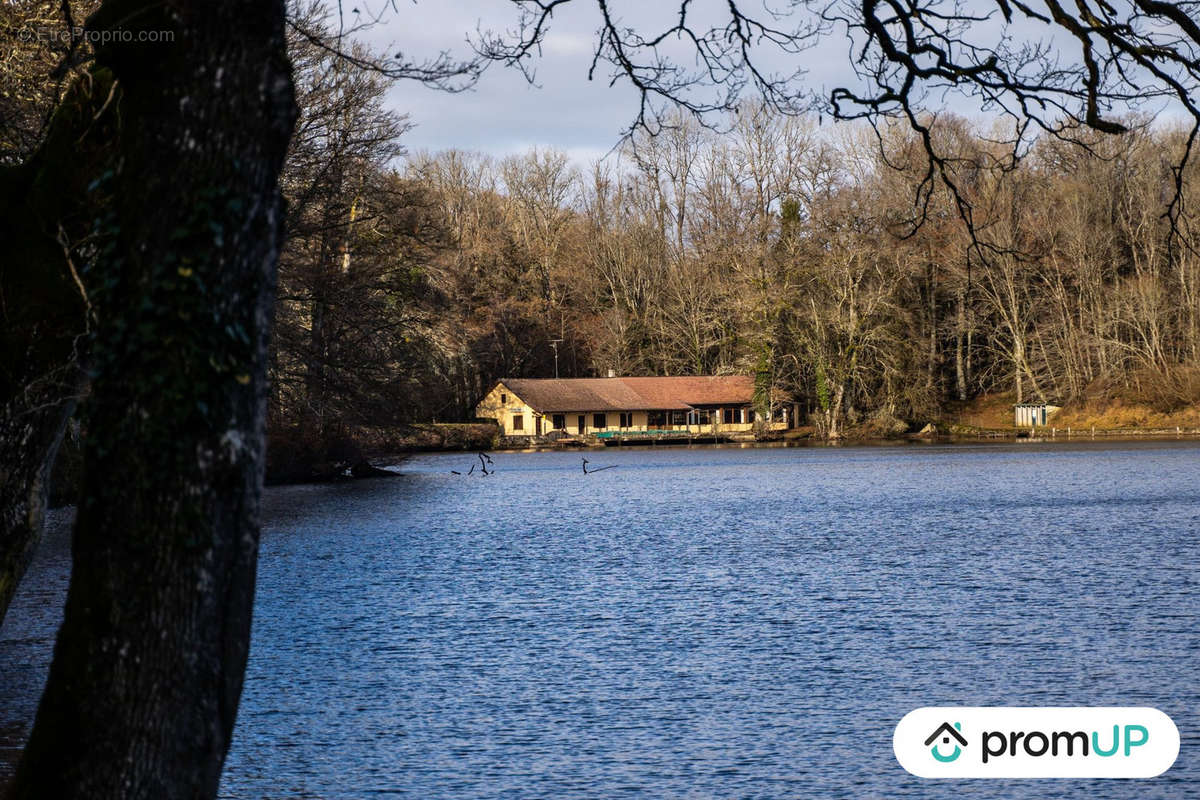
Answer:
[[582, 457, 617, 474]]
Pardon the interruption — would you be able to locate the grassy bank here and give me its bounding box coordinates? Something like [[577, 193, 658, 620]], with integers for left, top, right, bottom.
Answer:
[[943, 392, 1200, 438]]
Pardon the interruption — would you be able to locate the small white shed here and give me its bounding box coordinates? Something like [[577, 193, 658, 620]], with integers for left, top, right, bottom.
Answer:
[[1014, 403, 1060, 427]]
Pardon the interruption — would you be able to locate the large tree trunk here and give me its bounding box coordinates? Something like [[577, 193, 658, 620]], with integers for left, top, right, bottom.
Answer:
[[9, 1, 295, 798]]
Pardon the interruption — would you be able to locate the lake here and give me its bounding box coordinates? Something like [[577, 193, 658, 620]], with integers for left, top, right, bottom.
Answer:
[[3, 441, 1198, 797]]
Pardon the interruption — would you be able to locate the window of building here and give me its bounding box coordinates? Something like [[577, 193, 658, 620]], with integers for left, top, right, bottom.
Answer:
[[723, 408, 737, 424], [671, 410, 688, 426], [593, 413, 607, 429], [552, 414, 566, 430], [648, 411, 667, 427], [512, 413, 523, 431], [500, 393, 508, 404], [619, 412, 633, 428], [747, 409, 755, 423]]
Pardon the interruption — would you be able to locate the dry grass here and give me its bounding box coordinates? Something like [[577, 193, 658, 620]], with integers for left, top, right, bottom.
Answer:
[[951, 393, 1019, 429], [947, 389, 1200, 431], [1052, 401, 1200, 430], [1054, 367, 1200, 430]]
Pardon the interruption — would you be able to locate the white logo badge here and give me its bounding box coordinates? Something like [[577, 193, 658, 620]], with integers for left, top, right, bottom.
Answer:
[[894, 707, 1179, 778]]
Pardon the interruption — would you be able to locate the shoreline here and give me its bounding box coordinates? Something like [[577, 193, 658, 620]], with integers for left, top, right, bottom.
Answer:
[[258, 418, 1200, 483], [387, 428, 1200, 457], [253, 430, 1200, 487]]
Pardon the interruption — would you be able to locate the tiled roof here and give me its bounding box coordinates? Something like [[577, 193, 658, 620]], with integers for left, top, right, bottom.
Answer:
[[499, 375, 756, 412]]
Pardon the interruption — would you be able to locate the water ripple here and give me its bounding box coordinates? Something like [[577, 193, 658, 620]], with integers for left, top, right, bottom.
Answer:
[[218, 443, 1199, 798]]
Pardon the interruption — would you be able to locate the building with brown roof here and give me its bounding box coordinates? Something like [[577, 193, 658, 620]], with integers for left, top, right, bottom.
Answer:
[[475, 375, 796, 437]]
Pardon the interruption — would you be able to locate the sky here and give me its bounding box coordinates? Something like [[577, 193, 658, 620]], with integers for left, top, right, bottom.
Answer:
[[361, 1, 1189, 167], [366, 0, 864, 165], [364, 1, 637, 164]]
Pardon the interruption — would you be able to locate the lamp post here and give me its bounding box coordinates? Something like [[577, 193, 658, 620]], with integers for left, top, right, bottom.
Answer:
[[549, 338, 563, 378]]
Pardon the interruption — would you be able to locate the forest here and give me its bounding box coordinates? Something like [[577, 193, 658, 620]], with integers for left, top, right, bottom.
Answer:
[[6, 0, 1199, 479], [274, 11, 1200, 451]]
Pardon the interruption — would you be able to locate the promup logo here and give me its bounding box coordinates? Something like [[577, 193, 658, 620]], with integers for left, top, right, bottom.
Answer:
[[924, 721, 967, 762], [894, 707, 1179, 778]]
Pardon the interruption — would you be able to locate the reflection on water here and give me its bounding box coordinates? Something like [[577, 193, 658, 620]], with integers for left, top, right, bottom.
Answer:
[[3, 442, 1198, 798]]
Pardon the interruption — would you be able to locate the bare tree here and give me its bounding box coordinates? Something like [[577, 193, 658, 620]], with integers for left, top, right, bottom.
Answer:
[[480, 0, 1200, 250], [500, 148, 579, 313]]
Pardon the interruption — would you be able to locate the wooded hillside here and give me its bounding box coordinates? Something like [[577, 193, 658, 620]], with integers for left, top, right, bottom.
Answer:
[[273, 96, 1200, 443]]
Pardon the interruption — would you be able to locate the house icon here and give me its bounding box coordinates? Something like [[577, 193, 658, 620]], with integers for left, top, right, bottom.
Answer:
[[924, 721, 967, 762]]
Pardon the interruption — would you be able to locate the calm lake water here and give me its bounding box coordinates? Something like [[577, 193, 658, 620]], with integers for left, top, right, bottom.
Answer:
[[3, 441, 1199, 797]]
